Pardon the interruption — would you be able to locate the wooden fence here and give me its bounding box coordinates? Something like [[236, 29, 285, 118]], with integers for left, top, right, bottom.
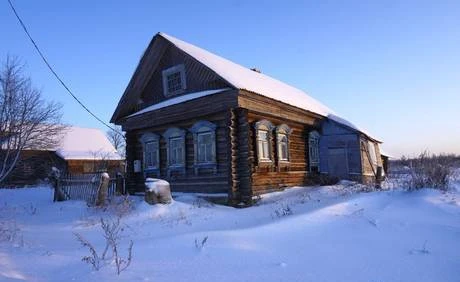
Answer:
[[59, 173, 124, 204]]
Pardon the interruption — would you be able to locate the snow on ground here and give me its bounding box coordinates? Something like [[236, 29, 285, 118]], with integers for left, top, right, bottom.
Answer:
[[0, 184, 459, 282]]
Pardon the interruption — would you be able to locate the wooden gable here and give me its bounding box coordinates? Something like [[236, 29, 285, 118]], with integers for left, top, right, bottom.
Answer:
[[111, 34, 232, 123]]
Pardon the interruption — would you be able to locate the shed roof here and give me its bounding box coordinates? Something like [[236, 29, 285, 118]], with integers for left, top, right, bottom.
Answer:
[[56, 126, 123, 160]]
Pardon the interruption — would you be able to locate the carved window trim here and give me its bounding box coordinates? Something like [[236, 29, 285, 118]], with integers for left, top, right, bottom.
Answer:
[[162, 127, 186, 177], [254, 120, 274, 164], [276, 124, 292, 164], [162, 64, 187, 97], [140, 132, 160, 177], [189, 120, 217, 175], [309, 130, 320, 172]]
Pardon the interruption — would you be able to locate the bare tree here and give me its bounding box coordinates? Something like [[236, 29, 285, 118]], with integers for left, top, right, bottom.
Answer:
[[107, 125, 125, 158], [0, 56, 66, 183]]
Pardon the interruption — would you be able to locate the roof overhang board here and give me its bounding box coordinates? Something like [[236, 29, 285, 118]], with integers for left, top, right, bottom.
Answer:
[[238, 90, 324, 126]]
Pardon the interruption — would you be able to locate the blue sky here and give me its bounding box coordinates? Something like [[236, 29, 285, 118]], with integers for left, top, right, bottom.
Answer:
[[1, 0, 459, 157]]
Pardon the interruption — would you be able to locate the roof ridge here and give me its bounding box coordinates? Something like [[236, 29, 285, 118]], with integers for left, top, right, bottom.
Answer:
[[156, 32, 380, 142]]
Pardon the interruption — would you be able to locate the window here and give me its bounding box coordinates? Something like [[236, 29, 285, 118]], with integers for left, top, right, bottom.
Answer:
[[144, 141, 159, 169], [258, 130, 271, 160], [140, 133, 160, 176], [275, 124, 292, 163], [197, 132, 214, 162], [169, 137, 184, 166], [309, 131, 320, 172], [190, 121, 217, 175], [162, 64, 186, 96], [255, 120, 274, 162], [278, 134, 289, 161], [368, 141, 377, 166], [162, 127, 186, 177]]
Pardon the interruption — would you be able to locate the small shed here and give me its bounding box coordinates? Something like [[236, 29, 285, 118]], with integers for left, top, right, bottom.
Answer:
[[3, 126, 124, 185]]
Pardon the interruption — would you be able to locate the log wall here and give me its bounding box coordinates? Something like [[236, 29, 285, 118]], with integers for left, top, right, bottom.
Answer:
[[246, 111, 316, 195], [124, 111, 231, 194]]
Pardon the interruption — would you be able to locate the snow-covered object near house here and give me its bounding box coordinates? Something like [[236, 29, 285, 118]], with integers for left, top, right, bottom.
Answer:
[[144, 178, 172, 204], [156, 32, 377, 141], [56, 126, 123, 160]]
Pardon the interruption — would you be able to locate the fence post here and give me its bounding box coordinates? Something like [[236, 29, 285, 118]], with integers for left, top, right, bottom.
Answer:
[[116, 172, 124, 195], [50, 167, 65, 202], [95, 172, 110, 206]]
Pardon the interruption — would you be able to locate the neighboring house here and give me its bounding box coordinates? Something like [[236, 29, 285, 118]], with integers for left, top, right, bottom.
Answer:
[[111, 32, 384, 203], [4, 126, 124, 185]]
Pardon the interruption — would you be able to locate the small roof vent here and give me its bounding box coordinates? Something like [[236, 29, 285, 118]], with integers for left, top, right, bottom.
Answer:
[[250, 68, 261, 73]]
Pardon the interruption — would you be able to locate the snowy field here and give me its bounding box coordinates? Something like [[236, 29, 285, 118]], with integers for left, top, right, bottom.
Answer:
[[1, 182, 459, 282]]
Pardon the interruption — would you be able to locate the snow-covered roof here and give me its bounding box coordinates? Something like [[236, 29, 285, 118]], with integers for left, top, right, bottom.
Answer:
[[129, 88, 230, 118], [56, 126, 123, 160], [159, 32, 380, 142]]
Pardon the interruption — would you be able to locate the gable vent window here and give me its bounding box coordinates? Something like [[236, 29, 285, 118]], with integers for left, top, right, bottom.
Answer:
[[162, 64, 186, 96]]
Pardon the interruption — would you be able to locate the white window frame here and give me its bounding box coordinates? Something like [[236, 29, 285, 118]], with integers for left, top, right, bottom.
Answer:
[[309, 130, 320, 172], [162, 127, 186, 177], [197, 132, 214, 163], [258, 130, 271, 161], [169, 136, 184, 166], [189, 120, 217, 175], [144, 140, 159, 169], [162, 64, 187, 97], [254, 120, 274, 163], [139, 132, 160, 176], [277, 134, 289, 161], [275, 124, 292, 163]]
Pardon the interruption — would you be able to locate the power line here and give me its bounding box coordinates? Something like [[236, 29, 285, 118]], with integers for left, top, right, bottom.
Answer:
[[7, 0, 124, 138]]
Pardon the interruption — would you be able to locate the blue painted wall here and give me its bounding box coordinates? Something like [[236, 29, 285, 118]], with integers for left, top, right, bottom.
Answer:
[[319, 120, 362, 176]]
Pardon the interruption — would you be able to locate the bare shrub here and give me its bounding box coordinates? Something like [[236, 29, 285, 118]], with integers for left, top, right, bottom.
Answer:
[[75, 217, 133, 275], [0, 220, 22, 245], [192, 198, 214, 209], [107, 195, 134, 218], [410, 240, 430, 255], [272, 202, 293, 218], [405, 151, 453, 191], [23, 203, 37, 215], [194, 236, 208, 250], [74, 232, 105, 271]]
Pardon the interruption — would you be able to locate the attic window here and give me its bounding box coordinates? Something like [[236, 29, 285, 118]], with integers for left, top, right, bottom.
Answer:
[[162, 64, 186, 96]]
